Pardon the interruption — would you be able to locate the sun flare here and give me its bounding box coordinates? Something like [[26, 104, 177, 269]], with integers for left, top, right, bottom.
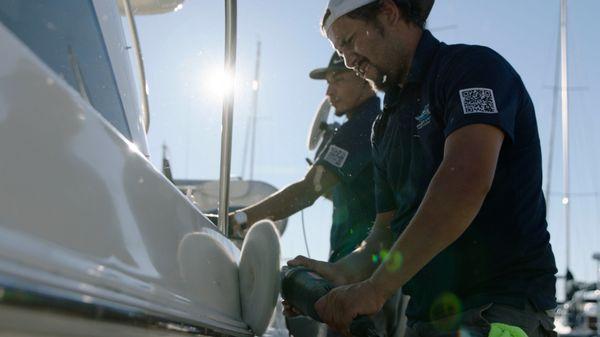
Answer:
[[206, 68, 235, 101]]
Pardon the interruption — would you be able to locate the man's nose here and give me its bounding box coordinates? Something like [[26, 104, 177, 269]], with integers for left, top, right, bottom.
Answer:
[[343, 52, 359, 69], [326, 83, 335, 97]]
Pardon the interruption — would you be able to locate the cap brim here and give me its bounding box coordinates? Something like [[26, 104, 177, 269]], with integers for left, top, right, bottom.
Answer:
[[309, 66, 350, 80], [309, 67, 330, 79]]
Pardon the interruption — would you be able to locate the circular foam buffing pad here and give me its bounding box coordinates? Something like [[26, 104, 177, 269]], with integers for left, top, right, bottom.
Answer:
[[177, 231, 241, 319], [238, 220, 281, 335]]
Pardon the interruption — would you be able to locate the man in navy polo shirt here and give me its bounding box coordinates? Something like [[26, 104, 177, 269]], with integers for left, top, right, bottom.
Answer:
[[219, 53, 403, 336], [222, 52, 381, 265], [310, 54, 381, 264], [289, 0, 557, 336]]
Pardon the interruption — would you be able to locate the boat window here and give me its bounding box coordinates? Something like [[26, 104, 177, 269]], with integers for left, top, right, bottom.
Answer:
[[0, 0, 132, 140]]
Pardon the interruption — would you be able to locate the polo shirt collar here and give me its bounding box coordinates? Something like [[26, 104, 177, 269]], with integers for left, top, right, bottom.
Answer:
[[405, 30, 440, 84], [347, 95, 380, 118], [384, 30, 440, 110]]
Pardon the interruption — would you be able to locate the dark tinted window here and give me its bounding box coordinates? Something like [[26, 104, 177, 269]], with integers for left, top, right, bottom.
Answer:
[[0, 0, 132, 139]]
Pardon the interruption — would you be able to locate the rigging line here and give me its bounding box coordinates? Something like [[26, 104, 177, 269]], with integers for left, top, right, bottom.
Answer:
[[595, 194, 600, 255], [544, 18, 562, 213], [300, 210, 311, 258], [185, 98, 190, 177], [559, 0, 571, 274], [249, 41, 261, 180], [240, 40, 262, 180], [240, 114, 252, 178]]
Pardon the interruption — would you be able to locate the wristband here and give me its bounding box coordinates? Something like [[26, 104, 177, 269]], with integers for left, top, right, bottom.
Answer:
[[233, 211, 248, 230]]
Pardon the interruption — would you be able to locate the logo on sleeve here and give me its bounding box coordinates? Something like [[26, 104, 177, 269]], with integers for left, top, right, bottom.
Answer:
[[459, 88, 498, 114], [324, 145, 349, 168]]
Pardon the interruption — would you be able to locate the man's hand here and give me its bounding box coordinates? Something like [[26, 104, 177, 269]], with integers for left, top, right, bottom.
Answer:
[[314, 279, 387, 335], [284, 255, 349, 321], [282, 299, 302, 317], [287, 255, 347, 286]]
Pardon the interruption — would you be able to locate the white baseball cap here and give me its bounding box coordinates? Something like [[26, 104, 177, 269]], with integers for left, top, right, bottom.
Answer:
[[321, 0, 434, 34], [322, 0, 377, 34]]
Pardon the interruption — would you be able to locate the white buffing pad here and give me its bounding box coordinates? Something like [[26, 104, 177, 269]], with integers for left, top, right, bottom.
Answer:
[[238, 220, 281, 335], [177, 231, 241, 319]]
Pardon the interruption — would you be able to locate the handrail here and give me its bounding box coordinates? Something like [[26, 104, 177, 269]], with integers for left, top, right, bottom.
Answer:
[[122, 0, 151, 132], [217, 0, 237, 236]]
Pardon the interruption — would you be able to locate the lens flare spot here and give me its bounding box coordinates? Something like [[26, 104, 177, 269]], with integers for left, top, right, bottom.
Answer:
[[371, 254, 379, 264], [429, 292, 463, 332], [385, 251, 403, 271], [380, 249, 389, 260]]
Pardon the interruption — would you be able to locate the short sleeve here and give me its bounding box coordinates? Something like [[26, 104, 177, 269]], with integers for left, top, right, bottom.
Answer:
[[438, 46, 521, 142], [315, 118, 373, 183]]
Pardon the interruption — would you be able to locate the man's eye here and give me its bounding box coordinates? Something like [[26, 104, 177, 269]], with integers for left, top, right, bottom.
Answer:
[[347, 35, 355, 48]]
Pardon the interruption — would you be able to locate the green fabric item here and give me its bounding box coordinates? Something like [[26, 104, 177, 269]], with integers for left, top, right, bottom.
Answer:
[[488, 323, 528, 337]]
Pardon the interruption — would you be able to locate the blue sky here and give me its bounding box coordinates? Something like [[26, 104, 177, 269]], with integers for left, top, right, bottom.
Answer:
[[134, 1, 600, 297]]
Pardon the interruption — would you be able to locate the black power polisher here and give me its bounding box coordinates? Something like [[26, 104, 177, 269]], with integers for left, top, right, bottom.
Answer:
[[281, 266, 380, 337]]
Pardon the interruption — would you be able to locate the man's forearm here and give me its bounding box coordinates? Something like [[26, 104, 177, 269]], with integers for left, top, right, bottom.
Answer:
[[241, 180, 318, 225], [333, 211, 396, 284], [369, 162, 491, 298]]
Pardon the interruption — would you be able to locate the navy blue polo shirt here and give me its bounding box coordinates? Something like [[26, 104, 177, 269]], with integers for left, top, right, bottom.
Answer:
[[371, 30, 557, 323], [316, 96, 380, 263]]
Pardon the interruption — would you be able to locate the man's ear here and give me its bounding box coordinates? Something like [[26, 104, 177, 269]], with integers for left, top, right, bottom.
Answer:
[[377, 0, 403, 26]]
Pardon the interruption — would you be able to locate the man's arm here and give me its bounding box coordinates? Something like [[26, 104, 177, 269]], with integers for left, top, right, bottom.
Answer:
[[369, 124, 504, 299], [332, 210, 396, 283], [312, 124, 504, 331], [237, 164, 339, 227], [288, 210, 396, 286]]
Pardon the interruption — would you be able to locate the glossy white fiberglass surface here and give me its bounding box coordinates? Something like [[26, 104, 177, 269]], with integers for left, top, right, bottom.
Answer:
[[92, 0, 149, 156], [117, 0, 185, 15], [0, 304, 205, 337], [0, 23, 249, 335]]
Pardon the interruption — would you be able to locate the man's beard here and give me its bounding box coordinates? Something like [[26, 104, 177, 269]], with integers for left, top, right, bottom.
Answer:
[[364, 62, 407, 92], [366, 74, 389, 92], [364, 69, 393, 92]]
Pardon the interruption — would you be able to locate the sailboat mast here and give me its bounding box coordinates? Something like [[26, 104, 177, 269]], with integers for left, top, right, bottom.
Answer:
[[560, 0, 570, 273], [249, 41, 261, 180]]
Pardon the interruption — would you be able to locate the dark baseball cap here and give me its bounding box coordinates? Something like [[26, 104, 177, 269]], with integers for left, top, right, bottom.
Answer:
[[309, 53, 351, 80]]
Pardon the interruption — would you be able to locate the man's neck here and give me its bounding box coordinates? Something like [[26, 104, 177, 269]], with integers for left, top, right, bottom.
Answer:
[[398, 28, 424, 87], [346, 94, 376, 120]]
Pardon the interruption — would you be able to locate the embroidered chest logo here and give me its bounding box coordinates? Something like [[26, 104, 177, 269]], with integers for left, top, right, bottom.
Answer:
[[415, 104, 432, 130]]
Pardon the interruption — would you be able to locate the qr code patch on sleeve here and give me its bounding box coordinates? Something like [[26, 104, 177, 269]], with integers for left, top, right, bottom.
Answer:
[[459, 88, 498, 114], [323, 145, 349, 168]]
